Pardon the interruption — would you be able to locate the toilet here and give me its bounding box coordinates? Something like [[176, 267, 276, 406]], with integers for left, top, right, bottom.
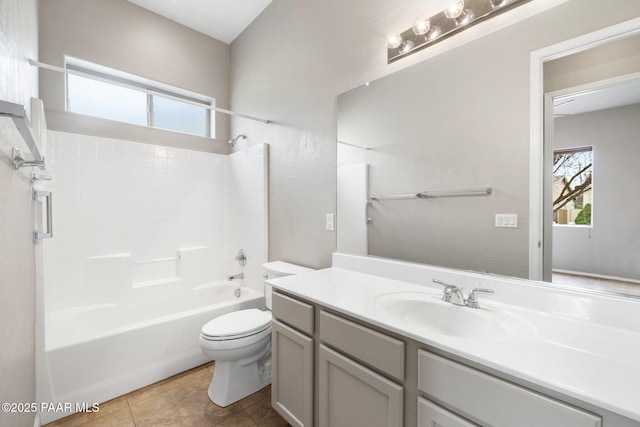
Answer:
[[199, 261, 314, 407]]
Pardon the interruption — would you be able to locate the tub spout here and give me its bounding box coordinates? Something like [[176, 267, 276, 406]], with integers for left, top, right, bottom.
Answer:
[[228, 272, 244, 281]]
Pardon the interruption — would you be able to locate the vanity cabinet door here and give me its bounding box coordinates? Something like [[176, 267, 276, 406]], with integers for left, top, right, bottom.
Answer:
[[418, 398, 479, 427], [319, 344, 403, 427], [271, 320, 313, 427]]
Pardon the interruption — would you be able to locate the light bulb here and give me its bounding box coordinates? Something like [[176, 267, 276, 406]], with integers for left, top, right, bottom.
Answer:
[[399, 40, 414, 54], [386, 34, 403, 49], [444, 0, 465, 19], [412, 16, 431, 35]]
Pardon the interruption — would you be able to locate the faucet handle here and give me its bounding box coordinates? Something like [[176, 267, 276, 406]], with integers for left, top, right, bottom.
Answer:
[[432, 279, 458, 303], [467, 288, 495, 309]]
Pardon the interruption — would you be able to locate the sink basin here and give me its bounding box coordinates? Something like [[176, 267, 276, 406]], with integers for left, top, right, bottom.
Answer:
[[375, 291, 535, 342]]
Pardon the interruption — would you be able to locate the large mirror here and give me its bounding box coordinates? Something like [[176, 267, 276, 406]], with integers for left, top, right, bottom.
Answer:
[[337, 20, 640, 298]]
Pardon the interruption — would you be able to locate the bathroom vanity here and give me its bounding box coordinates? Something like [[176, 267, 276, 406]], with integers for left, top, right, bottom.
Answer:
[[268, 253, 640, 427]]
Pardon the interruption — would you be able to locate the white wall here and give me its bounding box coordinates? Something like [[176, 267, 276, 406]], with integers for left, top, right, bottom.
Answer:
[[42, 131, 267, 311], [230, 0, 640, 273], [553, 104, 640, 280], [0, 0, 39, 426]]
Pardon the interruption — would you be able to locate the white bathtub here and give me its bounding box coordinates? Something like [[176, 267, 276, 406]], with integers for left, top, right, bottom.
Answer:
[[41, 282, 263, 423]]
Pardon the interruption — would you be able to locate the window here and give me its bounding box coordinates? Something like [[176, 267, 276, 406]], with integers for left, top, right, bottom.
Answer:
[[66, 59, 214, 138], [553, 146, 593, 226]]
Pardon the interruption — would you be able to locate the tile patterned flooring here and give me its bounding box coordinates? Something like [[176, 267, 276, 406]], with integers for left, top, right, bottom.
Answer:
[[44, 362, 290, 427]]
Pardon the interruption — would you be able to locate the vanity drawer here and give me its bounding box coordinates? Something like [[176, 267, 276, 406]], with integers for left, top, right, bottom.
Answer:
[[418, 397, 479, 427], [418, 350, 602, 427], [319, 310, 405, 381], [272, 291, 314, 335]]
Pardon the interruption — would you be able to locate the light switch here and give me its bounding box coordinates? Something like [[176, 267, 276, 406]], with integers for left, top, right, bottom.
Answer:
[[326, 214, 335, 231], [495, 214, 517, 228]]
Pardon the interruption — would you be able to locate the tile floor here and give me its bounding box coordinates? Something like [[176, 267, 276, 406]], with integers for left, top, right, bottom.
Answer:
[[44, 362, 290, 427]]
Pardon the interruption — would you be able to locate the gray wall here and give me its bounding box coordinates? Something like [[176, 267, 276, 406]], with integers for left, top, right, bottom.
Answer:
[[39, 0, 231, 153], [544, 33, 640, 93], [553, 104, 640, 280], [337, 51, 530, 276], [0, 1, 39, 426], [231, 0, 640, 273]]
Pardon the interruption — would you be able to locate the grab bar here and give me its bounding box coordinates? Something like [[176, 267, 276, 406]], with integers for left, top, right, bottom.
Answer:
[[369, 186, 492, 202], [33, 189, 52, 241]]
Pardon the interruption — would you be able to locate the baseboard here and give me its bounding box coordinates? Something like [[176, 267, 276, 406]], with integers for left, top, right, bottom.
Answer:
[[552, 269, 640, 285]]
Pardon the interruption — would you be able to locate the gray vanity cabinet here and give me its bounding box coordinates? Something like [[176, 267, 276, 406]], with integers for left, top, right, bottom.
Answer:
[[271, 289, 613, 427], [271, 290, 405, 427], [318, 344, 403, 427], [418, 398, 479, 427], [318, 311, 405, 427], [271, 293, 314, 427], [418, 350, 602, 427]]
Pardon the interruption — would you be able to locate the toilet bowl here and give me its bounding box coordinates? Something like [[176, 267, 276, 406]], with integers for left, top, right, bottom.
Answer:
[[200, 261, 314, 407]]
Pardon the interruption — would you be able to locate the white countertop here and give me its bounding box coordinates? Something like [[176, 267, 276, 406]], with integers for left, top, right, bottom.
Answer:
[[268, 262, 640, 422]]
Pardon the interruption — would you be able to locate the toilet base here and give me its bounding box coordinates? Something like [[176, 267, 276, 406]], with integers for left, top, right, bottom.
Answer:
[[209, 342, 272, 407]]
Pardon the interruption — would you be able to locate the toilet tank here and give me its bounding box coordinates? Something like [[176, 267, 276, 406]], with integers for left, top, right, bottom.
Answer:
[[263, 261, 315, 310]]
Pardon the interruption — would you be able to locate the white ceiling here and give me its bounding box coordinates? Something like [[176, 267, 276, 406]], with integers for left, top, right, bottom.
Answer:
[[127, 0, 272, 44], [554, 79, 640, 116]]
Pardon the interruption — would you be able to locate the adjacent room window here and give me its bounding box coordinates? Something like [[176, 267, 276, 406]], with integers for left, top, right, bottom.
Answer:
[[66, 59, 214, 138], [552, 146, 593, 226]]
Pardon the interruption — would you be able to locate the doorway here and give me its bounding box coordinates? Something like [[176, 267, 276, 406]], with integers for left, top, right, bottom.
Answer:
[[529, 17, 640, 298], [546, 76, 640, 296]]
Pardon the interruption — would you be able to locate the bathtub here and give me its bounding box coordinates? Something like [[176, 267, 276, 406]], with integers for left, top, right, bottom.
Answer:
[[41, 281, 263, 422]]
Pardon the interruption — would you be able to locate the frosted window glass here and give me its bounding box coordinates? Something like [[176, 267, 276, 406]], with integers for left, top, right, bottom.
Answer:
[[154, 96, 209, 137], [68, 74, 147, 126]]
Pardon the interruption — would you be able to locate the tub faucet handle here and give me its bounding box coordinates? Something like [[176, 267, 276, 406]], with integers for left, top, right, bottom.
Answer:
[[235, 249, 247, 267]]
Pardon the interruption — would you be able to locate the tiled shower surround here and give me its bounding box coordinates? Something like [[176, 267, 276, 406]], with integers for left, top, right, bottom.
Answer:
[[40, 130, 267, 312]]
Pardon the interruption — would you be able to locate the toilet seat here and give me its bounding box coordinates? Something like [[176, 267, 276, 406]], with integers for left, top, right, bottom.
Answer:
[[201, 309, 272, 341]]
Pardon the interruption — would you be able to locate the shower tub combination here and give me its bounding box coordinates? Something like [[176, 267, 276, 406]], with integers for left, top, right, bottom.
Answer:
[[38, 136, 269, 423], [42, 280, 263, 421]]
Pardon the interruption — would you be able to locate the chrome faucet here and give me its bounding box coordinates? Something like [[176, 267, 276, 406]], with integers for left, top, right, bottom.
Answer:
[[432, 279, 494, 309], [467, 288, 495, 309], [227, 272, 244, 281], [433, 279, 466, 305]]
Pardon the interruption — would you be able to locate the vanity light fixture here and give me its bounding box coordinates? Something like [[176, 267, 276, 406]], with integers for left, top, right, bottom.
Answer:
[[444, 0, 474, 26], [387, 0, 530, 63], [399, 40, 415, 54], [413, 15, 442, 40], [386, 34, 403, 49], [412, 15, 430, 35]]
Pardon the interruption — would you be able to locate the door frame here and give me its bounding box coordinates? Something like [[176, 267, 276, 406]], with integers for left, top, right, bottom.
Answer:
[[529, 17, 640, 281]]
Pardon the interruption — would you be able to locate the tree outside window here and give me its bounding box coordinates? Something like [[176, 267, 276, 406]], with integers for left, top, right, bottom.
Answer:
[[553, 147, 592, 226]]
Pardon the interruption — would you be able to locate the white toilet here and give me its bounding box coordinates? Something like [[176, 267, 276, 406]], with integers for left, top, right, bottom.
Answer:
[[199, 261, 314, 407]]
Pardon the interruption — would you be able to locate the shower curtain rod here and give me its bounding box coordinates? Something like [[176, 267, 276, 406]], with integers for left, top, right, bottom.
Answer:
[[29, 59, 271, 124]]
